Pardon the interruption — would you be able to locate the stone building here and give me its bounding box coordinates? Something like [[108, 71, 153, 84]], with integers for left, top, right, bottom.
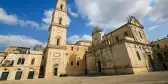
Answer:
[[0, 48, 42, 80], [43, 0, 92, 77], [151, 37, 168, 70], [86, 16, 154, 75], [0, 51, 6, 65], [5, 46, 30, 54], [66, 41, 91, 76]]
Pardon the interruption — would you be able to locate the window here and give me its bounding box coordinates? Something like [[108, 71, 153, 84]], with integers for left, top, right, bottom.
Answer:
[[124, 32, 128, 36], [60, 4, 63, 9], [157, 53, 164, 61], [163, 52, 168, 58], [0, 70, 9, 80], [139, 31, 143, 39], [77, 61, 79, 66], [59, 18, 62, 25], [31, 58, 35, 65], [56, 38, 60, 45], [71, 47, 73, 51], [136, 52, 141, 60], [17, 58, 25, 65], [15, 70, 22, 80], [116, 36, 119, 42], [71, 61, 73, 66], [156, 44, 160, 48]]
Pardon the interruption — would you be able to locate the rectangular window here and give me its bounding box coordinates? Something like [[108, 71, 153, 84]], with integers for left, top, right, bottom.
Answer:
[[124, 32, 128, 36], [139, 32, 143, 39], [71, 61, 73, 66], [31, 59, 35, 65], [77, 61, 79, 66], [136, 51, 141, 60], [116, 36, 119, 42], [71, 47, 73, 51]]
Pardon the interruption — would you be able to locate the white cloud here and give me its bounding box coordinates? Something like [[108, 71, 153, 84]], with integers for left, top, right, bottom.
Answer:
[[150, 0, 168, 22], [68, 34, 92, 44], [42, 9, 54, 24], [0, 8, 71, 30], [0, 8, 41, 29], [41, 9, 54, 30], [18, 20, 40, 29], [148, 25, 159, 31], [75, 0, 152, 32], [0, 8, 17, 24], [68, 7, 78, 17], [0, 35, 44, 49], [67, 16, 71, 26], [42, 9, 71, 29]]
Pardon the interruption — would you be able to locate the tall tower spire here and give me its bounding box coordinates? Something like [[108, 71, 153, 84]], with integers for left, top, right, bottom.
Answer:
[[48, 0, 67, 46], [44, 0, 68, 78]]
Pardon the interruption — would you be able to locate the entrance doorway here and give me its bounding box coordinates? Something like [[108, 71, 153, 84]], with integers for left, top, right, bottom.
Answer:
[[54, 68, 58, 76], [97, 61, 102, 72], [163, 64, 168, 70], [148, 55, 155, 69], [15, 71, 22, 80], [0, 72, 9, 80], [28, 71, 34, 79]]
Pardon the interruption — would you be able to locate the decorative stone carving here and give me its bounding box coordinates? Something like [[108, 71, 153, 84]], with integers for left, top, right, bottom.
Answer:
[[53, 52, 61, 57]]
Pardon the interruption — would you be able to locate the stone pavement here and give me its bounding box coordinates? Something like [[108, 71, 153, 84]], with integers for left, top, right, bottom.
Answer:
[[1, 71, 168, 84]]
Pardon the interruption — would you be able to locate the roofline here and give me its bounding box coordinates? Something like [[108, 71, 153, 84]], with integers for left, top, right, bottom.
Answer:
[[151, 37, 168, 43], [106, 22, 144, 36]]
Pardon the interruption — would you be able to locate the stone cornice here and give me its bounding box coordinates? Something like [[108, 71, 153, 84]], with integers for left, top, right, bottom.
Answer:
[[51, 22, 67, 28], [55, 8, 67, 13], [47, 44, 67, 50], [87, 39, 151, 53]]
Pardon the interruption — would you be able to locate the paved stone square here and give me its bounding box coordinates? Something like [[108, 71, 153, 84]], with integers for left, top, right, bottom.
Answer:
[[1, 71, 168, 84]]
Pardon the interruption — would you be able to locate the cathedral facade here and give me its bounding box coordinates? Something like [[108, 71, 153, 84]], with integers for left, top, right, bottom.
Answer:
[[86, 16, 154, 75]]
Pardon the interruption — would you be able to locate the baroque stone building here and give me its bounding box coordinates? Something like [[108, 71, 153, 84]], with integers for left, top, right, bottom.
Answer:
[[86, 16, 154, 75], [0, 48, 42, 80], [151, 37, 168, 70]]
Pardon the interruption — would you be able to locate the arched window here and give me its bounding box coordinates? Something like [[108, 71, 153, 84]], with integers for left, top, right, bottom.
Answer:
[[57, 38, 60, 45], [55, 36, 61, 45], [71, 61, 73, 66], [156, 44, 160, 48], [59, 18, 62, 25], [157, 53, 164, 61], [136, 51, 141, 60], [0, 69, 9, 80], [163, 52, 168, 58], [15, 69, 22, 80], [17, 58, 25, 65], [60, 4, 63, 10], [124, 32, 128, 36], [77, 61, 79, 66], [31, 58, 35, 65], [28, 69, 34, 79], [116, 36, 119, 42]]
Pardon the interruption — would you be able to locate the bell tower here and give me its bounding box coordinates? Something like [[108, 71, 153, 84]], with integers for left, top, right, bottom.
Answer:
[[44, 0, 68, 78]]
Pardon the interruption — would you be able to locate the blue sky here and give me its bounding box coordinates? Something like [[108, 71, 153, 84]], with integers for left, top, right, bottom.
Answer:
[[0, 0, 168, 50]]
